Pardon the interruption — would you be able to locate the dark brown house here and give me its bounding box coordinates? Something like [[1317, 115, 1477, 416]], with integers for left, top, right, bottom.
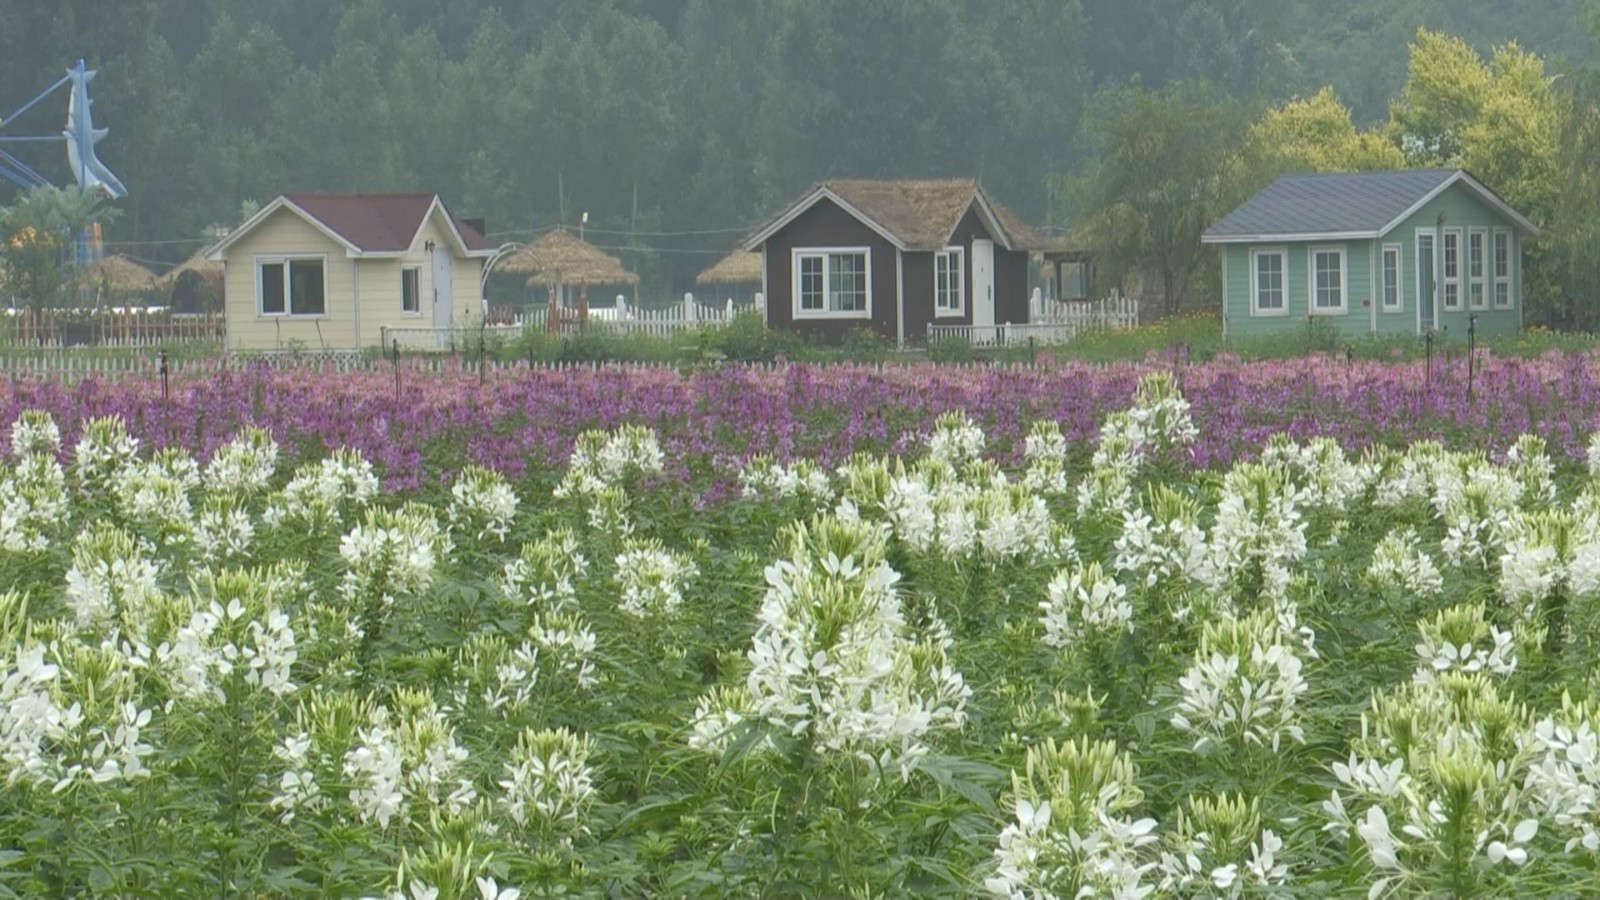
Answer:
[[740, 179, 1047, 344]]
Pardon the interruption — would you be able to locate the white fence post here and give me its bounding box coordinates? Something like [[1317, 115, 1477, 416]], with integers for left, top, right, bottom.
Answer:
[[725, 298, 734, 320], [616, 294, 628, 317], [1030, 287, 1042, 321], [683, 292, 696, 323]]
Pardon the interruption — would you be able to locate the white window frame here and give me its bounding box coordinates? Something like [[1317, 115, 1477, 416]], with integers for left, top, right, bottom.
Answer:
[[791, 247, 872, 320], [933, 247, 965, 318], [1381, 243, 1403, 312], [1467, 227, 1488, 310], [1442, 227, 1462, 311], [401, 266, 422, 316], [1249, 247, 1288, 317], [1308, 245, 1347, 316], [255, 254, 328, 318], [1493, 228, 1514, 309]]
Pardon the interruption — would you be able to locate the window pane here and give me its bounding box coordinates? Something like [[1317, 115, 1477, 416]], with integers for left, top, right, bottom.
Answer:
[[289, 259, 325, 315], [1496, 283, 1510, 307], [1383, 249, 1399, 307], [402, 269, 419, 313], [1495, 233, 1510, 278], [1444, 233, 1459, 278], [260, 262, 285, 314], [829, 253, 866, 312], [1255, 253, 1283, 309], [799, 256, 823, 310], [1315, 251, 1341, 308], [1469, 232, 1484, 278]]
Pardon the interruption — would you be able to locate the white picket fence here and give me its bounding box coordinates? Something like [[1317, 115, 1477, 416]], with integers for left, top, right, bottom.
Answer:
[[532, 293, 759, 338], [928, 290, 1141, 347]]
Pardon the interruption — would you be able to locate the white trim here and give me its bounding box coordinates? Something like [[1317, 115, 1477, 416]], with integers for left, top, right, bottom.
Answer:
[[760, 247, 769, 326], [1203, 229, 1378, 245], [791, 247, 872, 320], [1249, 246, 1289, 317], [933, 246, 966, 318], [1377, 170, 1541, 239], [961, 194, 1016, 251], [401, 265, 423, 316], [254, 254, 329, 318], [1441, 227, 1462, 311], [1308, 245, 1348, 316], [352, 258, 361, 348], [895, 248, 905, 346], [410, 197, 497, 259], [1492, 227, 1514, 310], [742, 186, 908, 251], [1220, 249, 1229, 339], [1381, 243, 1403, 312], [1467, 226, 1489, 310]]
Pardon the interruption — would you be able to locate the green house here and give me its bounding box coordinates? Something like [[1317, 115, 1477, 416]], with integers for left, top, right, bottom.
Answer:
[[1202, 169, 1539, 339]]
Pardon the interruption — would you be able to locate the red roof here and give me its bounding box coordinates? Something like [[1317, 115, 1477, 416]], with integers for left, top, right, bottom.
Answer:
[[282, 193, 494, 253]]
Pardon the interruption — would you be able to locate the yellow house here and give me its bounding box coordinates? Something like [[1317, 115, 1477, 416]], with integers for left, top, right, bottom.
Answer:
[[208, 193, 497, 351]]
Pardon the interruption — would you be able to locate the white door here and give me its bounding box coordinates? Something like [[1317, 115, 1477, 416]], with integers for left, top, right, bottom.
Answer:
[[971, 239, 995, 331], [432, 247, 453, 347]]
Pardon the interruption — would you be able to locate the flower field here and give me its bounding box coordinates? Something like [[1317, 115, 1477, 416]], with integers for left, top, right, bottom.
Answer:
[[6, 357, 1600, 895]]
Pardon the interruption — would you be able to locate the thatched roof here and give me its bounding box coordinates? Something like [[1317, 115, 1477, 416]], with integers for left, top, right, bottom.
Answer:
[[695, 250, 762, 285], [500, 229, 639, 286], [744, 179, 1051, 252], [158, 243, 225, 287], [81, 255, 157, 292]]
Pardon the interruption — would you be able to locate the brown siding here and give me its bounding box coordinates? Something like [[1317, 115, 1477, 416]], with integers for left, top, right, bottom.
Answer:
[[762, 199, 899, 343], [901, 251, 935, 343], [997, 247, 1029, 324]]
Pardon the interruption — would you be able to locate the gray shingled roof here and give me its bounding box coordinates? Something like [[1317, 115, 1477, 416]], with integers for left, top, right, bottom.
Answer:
[[1203, 169, 1461, 241]]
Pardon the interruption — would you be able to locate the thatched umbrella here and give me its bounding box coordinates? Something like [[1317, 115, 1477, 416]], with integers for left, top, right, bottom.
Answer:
[[695, 250, 761, 286], [157, 243, 225, 287], [82, 254, 157, 293], [501, 229, 640, 288]]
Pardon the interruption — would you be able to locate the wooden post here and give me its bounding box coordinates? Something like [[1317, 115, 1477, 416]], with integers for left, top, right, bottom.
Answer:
[[545, 283, 559, 333], [578, 284, 589, 329]]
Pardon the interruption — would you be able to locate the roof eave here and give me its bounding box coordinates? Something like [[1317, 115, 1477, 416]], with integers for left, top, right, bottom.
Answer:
[[1374, 170, 1541, 239], [740, 185, 909, 252], [208, 195, 367, 260], [1202, 231, 1381, 245]]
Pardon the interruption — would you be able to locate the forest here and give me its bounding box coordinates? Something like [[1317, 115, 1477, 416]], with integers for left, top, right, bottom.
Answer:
[[1, 0, 1598, 320]]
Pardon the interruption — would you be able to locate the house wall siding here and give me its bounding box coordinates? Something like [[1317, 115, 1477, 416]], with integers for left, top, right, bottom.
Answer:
[[1389, 185, 1521, 338], [222, 208, 356, 351], [1222, 182, 1526, 340], [761, 198, 898, 342], [224, 206, 487, 352]]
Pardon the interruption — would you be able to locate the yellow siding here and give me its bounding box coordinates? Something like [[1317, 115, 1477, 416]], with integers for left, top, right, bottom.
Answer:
[[223, 208, 357, 351], [223, 202, 488, 351]]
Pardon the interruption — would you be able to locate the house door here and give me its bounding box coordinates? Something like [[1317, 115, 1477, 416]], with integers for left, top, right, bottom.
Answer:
[[972, 239, 995, 330], [432, 247, 453, 347], [1416, 231, 1436, 335]]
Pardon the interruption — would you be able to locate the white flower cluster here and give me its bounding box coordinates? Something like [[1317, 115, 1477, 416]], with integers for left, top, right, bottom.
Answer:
[[1260, 435, 1364, 515], [344, 691, 476, 829], [1522, 696, 1600, 855], [0, 640, 155, 792], [1197, 462, 1308, 604], [1171, 613, 1308, 755], [72, 415, 140, 491], [1021, 420, 1071, 495], [193, 498, 256, 562], [1156, 793, 1289, 896], [64, 523, 161, 636], [9, 409, 60, 459], [1113, 485, 1206, 592], [202, 425, 280, 495], [0, 417, 67, 552], [1366, 527, 1445, 601], [499, 726, 596, 833], [1498, 509, 1600, 622], [502, 528, 588, 612], [883, 461, 1055, 563], [447, 465, 518, 541], [738, 454, 833, 505], [1076, 373, 1198, 520], [339, 503, 446, 610], [553, 425, 663, 499], [113, 447, 200, 542], [1039, 561, 1133, 649], [926, 411, 987, 467], [986, 738, 1158, 899], [263, 448, 381, 531], [613, 540, 697, 618], [1411, 603, 1518, 685], [706, 517, 969, 778], [153, 569, 299, 702], [1323, 673, 1541, 893], [1505, 434, 1558, 508]]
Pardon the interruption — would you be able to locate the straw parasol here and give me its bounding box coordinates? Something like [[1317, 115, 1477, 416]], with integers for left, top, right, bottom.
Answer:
[[500, 229, 640, 288], [157, 243, 225, 288], [695, 250, 762, 286], [81, 254, 157, 293]]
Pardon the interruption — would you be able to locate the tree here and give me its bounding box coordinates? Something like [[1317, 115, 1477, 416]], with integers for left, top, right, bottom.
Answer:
[[1064, 80, 1252, 315], [1246, 87, 1405, 173], [0, 185, 121, 311]]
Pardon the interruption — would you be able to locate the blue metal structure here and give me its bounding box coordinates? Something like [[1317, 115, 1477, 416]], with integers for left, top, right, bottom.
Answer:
[[0, 59, 126, 199]]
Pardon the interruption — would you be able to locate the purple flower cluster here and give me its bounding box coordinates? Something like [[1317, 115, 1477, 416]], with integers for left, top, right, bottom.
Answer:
[[1, 352, 1594, 493]]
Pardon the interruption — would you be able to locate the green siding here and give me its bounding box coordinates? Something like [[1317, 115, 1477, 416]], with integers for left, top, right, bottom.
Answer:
[[1220, 181, 1527, 339]]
